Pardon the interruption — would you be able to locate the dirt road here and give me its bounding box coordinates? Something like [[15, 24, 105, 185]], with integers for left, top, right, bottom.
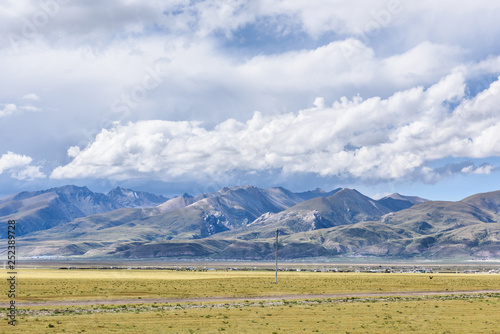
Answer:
[[18, 289, 500, 307]]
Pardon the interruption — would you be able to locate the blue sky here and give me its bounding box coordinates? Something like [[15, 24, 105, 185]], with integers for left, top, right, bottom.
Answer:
[[1, 0, 500, 201]]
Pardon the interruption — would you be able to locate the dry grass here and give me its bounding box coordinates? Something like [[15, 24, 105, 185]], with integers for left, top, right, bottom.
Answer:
[[2, 269, 499, 303], [1, 269, 499, 333], [2, 294, 499, 333]]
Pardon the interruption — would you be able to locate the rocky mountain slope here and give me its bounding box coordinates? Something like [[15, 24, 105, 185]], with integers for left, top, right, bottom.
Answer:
[[0, 185, 168, 238], [3, 185, 499, 260], [18, 185, 341, 246], [106, 187, 168, 208], [223, 188, 397, 239]]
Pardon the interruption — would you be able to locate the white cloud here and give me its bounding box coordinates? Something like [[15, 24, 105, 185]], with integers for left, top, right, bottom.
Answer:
[[11, 166, 46, 181], [0, 151, 45, 180], [418, 161, 495, 184], [0, 34, 465, 140], [67, 146, 81, 158], [2, 0, 500, 192], [470, 164, 495, 175], [22, 93, 40, 101], [51, 71, 500, 183], [0, 102, 41, 117], [20, 105, 41, 112], [460, 163, 494, 175], [0, 151, 32, 174], [0, 103, 18, 117], [158, 0, 500, 49]]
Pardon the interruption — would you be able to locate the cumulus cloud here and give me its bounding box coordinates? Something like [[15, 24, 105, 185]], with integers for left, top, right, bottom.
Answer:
[[0, 152, 32, 174], [0, 104, 18, 117], [159, 0, 500, 49], [0, 152, 45, 180], [22, 93, 40, 101], [2, 1, 500, 192], [67, 146, 81, 158], [0, 102, 41, 117], [0, 1, 490, 136], [418, 161, 496, 183], [460, 163, 495, 175], [11, 166, 45, 180], [238, 38, 448, 92], [51, 71, 500, 183]]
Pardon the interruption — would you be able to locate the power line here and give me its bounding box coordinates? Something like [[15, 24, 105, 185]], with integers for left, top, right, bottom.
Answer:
[[275, 229, 278, 284]]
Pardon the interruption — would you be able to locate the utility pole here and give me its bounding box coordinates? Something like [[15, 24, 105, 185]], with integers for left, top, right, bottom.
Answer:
[[275, 229, 278, 284]]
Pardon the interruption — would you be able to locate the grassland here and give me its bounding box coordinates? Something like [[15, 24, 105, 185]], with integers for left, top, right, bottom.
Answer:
[[1, 269, 499, 333], [3, 269, 500, 303]]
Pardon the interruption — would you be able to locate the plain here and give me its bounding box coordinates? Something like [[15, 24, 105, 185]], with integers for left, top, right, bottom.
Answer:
[[1, 268, 499, 333]]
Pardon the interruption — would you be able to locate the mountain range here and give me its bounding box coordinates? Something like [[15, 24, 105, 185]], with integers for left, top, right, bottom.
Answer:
[[0, 185, 167, 238], [1, 184, 499, 260]]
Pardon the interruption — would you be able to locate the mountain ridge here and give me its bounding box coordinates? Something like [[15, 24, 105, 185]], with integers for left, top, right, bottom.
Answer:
[[3, 184, 499, 260], [0, 185, 168, 238]]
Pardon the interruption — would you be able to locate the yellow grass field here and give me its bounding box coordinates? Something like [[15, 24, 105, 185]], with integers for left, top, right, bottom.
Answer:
[[2, 269, 499, 302], [1, 269, 499, 333], [4, 297, 500, 333]]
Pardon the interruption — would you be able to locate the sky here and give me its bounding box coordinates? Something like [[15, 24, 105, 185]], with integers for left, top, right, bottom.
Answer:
[[1, 0, 500, 201]]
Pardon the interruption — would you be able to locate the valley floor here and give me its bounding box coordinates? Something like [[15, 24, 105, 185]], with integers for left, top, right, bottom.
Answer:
[[1, 269, 499, 333]]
